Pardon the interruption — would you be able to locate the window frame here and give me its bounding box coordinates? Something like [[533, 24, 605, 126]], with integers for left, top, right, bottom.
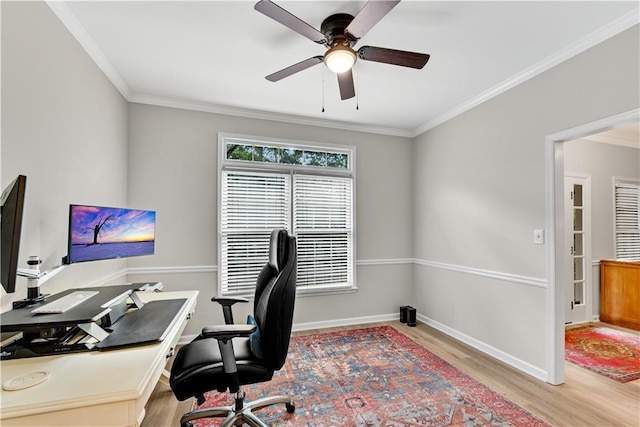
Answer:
[[613, 177, 640, 260], [217, 132, 357, 297]]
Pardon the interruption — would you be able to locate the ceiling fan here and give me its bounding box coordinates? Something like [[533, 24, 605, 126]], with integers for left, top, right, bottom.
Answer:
[[255, 0, 430, 100]]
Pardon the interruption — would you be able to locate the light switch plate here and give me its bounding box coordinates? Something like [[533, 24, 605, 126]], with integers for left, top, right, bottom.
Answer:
[[533, 229, 545, 244]]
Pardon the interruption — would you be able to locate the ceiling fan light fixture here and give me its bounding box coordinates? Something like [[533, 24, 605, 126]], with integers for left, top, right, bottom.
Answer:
[[324, 44, 356, 74]]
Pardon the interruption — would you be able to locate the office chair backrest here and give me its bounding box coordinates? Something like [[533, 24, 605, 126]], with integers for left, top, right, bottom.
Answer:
[[253, 229, 290, 312], [253, 229, 297, 370]]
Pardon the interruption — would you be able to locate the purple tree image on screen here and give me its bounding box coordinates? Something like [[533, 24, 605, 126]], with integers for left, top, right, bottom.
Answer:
[[68, 205, 155, 263], [88, 214, 114, 245]]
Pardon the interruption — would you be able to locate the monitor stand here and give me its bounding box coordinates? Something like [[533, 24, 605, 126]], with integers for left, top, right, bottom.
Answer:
[[12, 256, 66, 309]]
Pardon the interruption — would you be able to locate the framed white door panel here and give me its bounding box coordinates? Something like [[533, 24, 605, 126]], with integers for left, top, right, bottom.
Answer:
[[564, 175, 592, 325]]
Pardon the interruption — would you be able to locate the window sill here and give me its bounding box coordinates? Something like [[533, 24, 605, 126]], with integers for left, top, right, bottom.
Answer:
[[221, 285, 358, 300], [296, 285, 358, 298]]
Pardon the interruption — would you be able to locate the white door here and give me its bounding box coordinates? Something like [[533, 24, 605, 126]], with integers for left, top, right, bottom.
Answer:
[[565, 176, 591, 325]]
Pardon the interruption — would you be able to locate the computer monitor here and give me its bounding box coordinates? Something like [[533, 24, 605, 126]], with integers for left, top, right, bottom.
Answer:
[[1, 175, 27, 294], [65, 204, 156, 264]]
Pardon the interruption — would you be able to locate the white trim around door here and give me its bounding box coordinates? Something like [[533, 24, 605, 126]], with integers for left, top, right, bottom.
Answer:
[[545, 107, 640, 385]]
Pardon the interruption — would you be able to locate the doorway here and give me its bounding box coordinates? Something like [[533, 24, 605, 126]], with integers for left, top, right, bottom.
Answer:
[[545, 108, 639, 385]]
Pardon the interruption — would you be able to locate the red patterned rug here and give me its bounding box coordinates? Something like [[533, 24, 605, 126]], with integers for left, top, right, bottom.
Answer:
[[565, 325, 640, 383], [192, 326, 548, 426]]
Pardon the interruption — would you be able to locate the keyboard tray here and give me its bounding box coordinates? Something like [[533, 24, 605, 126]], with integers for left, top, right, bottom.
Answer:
[[96, 299, 187, 350]]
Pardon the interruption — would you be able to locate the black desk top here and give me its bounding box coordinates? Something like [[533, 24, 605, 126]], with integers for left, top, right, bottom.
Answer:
[[0, 285, 138, 333], [97, 298, 187, 350]]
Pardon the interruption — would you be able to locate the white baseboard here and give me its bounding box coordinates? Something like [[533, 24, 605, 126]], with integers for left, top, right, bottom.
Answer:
[[292, 313, 398, 332], [177, 313, 398, 345], [416, 313, 548, 382], [180, 311, 548, 385]]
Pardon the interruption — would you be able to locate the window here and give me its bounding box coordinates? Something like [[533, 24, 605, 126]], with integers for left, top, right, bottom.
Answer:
[[614, 179, 640, 260], [219, 134, 355, 296]]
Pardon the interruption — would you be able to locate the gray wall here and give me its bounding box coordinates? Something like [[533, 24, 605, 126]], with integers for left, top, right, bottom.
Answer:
[[564, 139, 640, 314], [412, 25, 639, 373], [125, 103, 414, 336], [3, 0, 639, 382], [1, 1, 129, 312], [1, 1, 413, 336]]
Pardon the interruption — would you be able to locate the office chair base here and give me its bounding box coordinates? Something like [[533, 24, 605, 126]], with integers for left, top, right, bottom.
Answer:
[[180, 394, 295, 427]]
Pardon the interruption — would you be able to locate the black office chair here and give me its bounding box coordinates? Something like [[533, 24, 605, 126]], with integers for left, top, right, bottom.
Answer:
[[170, 229, 297, 427]]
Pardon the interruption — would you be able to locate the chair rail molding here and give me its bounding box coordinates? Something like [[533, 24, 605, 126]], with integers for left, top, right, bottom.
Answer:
[[127, 265, 218, 275], [356, 258, 414, 266], [126, 259, 416, 276], [413, 258, 547, 288], [126, 260, 545, 290]]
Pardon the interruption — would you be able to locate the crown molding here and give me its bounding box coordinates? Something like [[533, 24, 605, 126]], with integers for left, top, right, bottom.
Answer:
[[46, 1, 131, 99], [128, 93, 413, 138], [48, 1, 638, 139], [46, 0, 407, 137], [411, 8, 640, 137]]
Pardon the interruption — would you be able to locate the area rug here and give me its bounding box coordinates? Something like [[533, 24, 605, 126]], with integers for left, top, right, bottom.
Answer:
[[192, 326, 549, 426], [565, 324, 640, 383]]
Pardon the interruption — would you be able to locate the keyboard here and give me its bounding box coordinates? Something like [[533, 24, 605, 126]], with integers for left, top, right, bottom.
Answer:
[[31, 290, 100, 314]]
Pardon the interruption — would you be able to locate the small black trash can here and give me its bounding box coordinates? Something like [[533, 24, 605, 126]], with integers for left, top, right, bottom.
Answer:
[[399, 305, 412, 323], [406, 307, 417, 327]]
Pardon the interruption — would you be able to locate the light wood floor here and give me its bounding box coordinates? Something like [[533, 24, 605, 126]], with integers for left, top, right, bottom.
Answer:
[[143, 321, 640, 427]]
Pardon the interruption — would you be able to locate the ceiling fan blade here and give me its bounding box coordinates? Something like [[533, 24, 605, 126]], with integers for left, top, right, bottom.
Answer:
[[265, 56, 324, 82], [255, 0, 327, 44], [337, 69, 355, 100], [358, 46, 430, 69], [345, 0, 400, 41]]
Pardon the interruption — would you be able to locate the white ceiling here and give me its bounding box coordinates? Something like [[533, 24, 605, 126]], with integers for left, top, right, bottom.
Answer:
[[49, 1, 639, 137], [580, 122, 640, 149]]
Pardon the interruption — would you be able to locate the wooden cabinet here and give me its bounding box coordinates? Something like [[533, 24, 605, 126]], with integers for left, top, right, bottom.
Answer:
[[600, 260, 640, 331]]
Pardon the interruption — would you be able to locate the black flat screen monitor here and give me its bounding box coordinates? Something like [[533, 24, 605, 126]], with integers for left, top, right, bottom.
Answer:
[[66, 204, 156, 264], [1, 175, 27, 294]]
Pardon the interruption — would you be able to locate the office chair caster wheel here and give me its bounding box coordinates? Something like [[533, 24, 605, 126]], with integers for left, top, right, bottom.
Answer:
[[286, 401, 295, 413]]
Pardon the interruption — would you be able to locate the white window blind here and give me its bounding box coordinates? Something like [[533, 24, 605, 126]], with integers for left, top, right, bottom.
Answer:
[[294, 175, 353, 288], [219, 133, 355, 296], [614, 180, 640, 260], [221, 171, 290, 294]]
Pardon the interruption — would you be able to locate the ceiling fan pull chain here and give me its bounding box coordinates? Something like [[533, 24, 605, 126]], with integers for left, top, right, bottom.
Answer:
[[321, 66, 325, 112], [355, 63, 359, 111]]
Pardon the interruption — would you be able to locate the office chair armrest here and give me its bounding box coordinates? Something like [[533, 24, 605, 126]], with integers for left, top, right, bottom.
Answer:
[[201, 324, 256, 341], [211, 297, 249, 324], [211, 296, 249, 306], [201, 324, 257, 392]]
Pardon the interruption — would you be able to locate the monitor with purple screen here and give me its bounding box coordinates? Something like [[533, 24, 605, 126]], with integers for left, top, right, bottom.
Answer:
[[66, 204, 156, 264]]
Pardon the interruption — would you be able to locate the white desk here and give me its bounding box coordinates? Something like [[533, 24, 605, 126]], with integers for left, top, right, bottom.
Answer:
[[0, 290, 198, 427]]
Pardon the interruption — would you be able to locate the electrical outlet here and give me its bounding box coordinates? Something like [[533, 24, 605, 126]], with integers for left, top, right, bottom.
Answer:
[[533, 229, 545, 244]]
